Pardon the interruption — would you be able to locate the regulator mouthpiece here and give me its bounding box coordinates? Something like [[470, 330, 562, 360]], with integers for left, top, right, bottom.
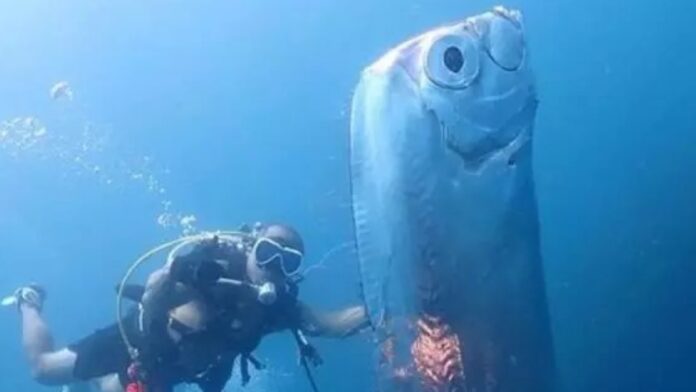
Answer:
[[257, 282, 277, 305]]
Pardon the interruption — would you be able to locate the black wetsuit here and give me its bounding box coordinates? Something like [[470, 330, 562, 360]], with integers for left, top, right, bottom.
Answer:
[[69, 313, 237, 392], [68, 238, 300, 392]]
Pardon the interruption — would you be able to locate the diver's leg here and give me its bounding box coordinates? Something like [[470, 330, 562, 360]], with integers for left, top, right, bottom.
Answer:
[[19, 302, 78, 385]]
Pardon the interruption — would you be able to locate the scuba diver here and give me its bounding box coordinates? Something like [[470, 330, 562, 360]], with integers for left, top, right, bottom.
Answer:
[[4, 223, 369, 392]]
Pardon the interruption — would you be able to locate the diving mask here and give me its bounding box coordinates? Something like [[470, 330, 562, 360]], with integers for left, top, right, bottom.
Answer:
[[252, 237, 303, 277]]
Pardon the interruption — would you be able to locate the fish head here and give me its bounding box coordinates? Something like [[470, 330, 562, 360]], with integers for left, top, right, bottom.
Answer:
[[362, 6, 536, 172]]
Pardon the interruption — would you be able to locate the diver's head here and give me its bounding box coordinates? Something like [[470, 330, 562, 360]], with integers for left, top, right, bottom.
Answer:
[[247, 223, 305, 286]]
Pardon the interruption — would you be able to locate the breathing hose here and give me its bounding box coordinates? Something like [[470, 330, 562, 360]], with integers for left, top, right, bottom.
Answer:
[[116, 231, 252, 358]]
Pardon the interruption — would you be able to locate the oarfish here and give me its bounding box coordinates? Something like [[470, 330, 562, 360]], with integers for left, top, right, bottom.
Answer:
[[350, 7, 555, 391]]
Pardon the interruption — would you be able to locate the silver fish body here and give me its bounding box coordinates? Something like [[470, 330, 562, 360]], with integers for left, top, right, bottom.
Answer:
[[350, 7, 555, 392]]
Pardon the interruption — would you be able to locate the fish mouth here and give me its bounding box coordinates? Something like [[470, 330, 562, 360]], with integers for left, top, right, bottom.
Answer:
[[440, 97, 537, 171], [443, 124, 526, 171]]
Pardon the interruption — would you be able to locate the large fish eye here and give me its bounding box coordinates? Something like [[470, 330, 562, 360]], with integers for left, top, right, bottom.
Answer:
[[425, 33, 479, 89], [443, 46, 464, 73], [484, 11, 525, 71]]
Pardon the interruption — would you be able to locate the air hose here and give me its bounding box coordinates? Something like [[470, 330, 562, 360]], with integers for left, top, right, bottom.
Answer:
[[116, 231, 252, 358]]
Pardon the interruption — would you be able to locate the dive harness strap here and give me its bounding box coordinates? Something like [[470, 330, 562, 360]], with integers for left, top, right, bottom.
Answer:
[[125, 356, 147, 392], [239, 353, 265, 386], [293, 328, 321, 392]]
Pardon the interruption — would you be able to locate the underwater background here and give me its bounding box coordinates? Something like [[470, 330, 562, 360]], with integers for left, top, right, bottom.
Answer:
[[0, 0, 694, 391]]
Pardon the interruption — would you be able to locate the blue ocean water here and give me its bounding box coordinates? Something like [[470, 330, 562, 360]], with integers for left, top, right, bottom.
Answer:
[[0, 1, 694, 391]]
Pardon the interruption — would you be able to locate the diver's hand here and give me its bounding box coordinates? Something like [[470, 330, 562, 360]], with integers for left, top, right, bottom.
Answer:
[[298, 342, 323, 367], [170, 257, 223, 288]]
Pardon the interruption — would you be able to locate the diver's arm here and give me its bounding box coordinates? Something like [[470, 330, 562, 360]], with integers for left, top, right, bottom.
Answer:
[[296, 302, 370, 338], [140, 266, 190, 319], [142, 246, 224, 309]]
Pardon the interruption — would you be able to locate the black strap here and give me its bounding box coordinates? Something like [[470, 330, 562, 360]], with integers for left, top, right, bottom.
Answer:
[[300, 355, 320, 392], [292, 329, 320, 392]]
